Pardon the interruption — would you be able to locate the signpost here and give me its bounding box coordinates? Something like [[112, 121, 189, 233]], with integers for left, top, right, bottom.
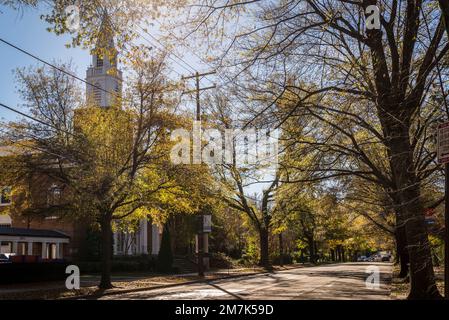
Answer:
[[203, 215, 212, 233], [437, 122, 449, 299], [196, 214, 212, 277]]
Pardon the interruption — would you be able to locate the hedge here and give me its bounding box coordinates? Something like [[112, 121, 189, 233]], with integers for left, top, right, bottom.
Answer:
[[0, 262, 69, 284]]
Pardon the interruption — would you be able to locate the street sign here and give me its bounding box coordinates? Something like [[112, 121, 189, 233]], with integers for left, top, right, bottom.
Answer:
[[196, 214, 212, 277], [437, 122, 449, 164], [203, 215, 212, 233], [197, 214, 212, 233]]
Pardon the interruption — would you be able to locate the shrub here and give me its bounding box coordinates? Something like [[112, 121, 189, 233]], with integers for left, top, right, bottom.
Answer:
[[209, 252, 237, 269], [111, 260, 140, 272], [0, 261, 68, 284], [240, 241, 259, 266], [272, 254, 294, 265], [77, 255, 157, 273], [156, 224, 173, 272]]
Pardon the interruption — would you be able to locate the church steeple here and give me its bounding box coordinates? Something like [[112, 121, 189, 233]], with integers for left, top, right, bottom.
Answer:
[[86, 14, 122, 108]]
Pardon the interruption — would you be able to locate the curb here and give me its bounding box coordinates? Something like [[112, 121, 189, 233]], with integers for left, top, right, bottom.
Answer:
[[65, 272, 265, 300], [64, 265, 306, 300]]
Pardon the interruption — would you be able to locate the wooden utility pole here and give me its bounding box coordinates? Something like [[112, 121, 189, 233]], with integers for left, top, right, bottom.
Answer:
[[182, 71, 216, 277]]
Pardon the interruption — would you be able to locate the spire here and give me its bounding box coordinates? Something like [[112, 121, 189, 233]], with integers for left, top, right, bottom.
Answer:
[[96, 13, 115, 53], [85, 13, 122, 108]]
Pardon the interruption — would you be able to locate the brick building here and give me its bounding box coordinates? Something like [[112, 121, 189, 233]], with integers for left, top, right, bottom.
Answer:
[[0, 17, 161, 260]]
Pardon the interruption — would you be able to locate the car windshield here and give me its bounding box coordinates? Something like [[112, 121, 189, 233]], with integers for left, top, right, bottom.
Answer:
[[0, 254, 8, 259]]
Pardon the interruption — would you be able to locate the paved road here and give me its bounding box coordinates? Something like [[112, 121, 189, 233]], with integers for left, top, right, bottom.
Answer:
[[99, 262, 392, 300]]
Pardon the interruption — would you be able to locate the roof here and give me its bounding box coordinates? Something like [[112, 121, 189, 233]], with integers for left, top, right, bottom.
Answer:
[[0, 227, 70, 239]]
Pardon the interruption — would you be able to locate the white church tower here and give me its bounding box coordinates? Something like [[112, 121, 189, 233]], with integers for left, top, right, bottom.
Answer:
[[85, 16, 161, 255], [86, 15, 122, 108]]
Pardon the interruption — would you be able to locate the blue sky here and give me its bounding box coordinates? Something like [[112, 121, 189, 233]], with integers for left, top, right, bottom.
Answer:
[[0, 4, 213, 122], [0, 5, 90, 122], [0, 4, 268, 196]]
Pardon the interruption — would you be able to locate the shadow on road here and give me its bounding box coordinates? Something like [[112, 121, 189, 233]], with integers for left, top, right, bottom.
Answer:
[[205, 282, 243, 300]]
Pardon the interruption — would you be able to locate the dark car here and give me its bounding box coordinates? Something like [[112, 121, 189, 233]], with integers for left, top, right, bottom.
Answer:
[[0, 253, 11, 263]]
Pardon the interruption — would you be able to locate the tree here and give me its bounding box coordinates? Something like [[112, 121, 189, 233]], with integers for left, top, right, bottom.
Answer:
[[4, 51, 183, 288], [2, 1, 165, 50], [274, 185, 318, 264], [157, 223, 173, 272], [201, 91, 280, 268], [172, 0, 447, 299], [439, 0, 449, 38]]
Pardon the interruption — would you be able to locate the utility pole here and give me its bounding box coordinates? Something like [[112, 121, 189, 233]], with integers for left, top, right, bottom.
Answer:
[[182, 71, 216, 277]]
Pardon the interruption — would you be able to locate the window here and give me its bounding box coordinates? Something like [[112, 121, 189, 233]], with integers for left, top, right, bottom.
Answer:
[[96, 57, 104, 68], [0, 187, 11, 206], [47, 184, 62, 206], [117, 232, 125, 254], [93, 82, 102, 105]]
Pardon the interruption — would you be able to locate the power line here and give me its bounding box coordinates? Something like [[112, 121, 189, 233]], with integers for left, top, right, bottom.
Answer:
[[0, 101, 156, 167], [137, 25, 198, 74], [132, 30, 185, 78], [150, 19, 238, 87], [0, 98, 143, 158], [182, 71, 217, 121], [136, 25, 216, 86], [0, 33, 191, 168], [0, 37, 120, 102], [150, 21, 257, 124], [0, 37, 183, 105], [0, 102, 74, 137]]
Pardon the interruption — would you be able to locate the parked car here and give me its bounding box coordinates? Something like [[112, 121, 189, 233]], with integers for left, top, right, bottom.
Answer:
[[0, 253, 11, 263], [357, 256, 368, 262], [381, 254, 391, 262]]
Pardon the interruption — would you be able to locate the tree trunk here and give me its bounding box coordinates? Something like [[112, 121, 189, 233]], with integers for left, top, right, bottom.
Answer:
[[387, 127, 440, 299], [278, 233, 284, 267], [99, 215, 113, 289], [259, 228, 270, 268], [307, 237, 316, 264], [401, 185, 439, 299], [337, 246, 342, 262], [439, 0, 449, 38], [395, 224, 409, 278]]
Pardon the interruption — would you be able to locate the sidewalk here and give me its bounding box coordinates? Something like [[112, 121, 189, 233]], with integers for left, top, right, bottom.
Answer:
[[0, 264, 307, 300]]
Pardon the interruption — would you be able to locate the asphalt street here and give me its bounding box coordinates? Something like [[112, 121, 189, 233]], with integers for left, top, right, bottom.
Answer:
[[98, 262, 392, 300]]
